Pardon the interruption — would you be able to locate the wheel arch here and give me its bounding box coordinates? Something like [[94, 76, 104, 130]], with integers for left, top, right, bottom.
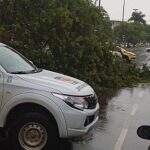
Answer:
[[5, 103, 58, 128], [0, 93, 68, 137]]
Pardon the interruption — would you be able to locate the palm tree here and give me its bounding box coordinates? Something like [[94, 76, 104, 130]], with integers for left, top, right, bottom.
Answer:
[[129, 10, 146, 25]]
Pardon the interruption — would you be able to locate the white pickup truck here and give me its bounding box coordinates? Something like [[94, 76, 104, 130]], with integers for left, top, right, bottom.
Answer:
[[0, 43, 99, 150]]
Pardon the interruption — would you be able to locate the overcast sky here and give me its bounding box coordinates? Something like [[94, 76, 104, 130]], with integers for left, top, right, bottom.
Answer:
[[100, 0, 150, 23]]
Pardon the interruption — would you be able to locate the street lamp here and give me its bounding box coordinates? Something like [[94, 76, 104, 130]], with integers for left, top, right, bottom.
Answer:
[[122, 0, 126, 46], [99, 0, 101, 9], [94, 0, 101, 9], [122, 0, 126, 22]]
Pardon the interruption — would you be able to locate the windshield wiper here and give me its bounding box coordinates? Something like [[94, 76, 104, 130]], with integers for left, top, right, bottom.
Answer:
[[11, 68, 43, 74], [10, 71, 30, 74]]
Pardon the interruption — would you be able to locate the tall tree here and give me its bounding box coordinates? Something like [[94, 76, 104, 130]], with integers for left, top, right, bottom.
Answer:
[[114, 22, 145, 46], [0, 0, 142, 91], [0, 0, 117, 89], [129, 10, 146, 25]]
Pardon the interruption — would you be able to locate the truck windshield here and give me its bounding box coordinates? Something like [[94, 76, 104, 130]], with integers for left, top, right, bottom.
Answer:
[[0, 46, 40, 74]]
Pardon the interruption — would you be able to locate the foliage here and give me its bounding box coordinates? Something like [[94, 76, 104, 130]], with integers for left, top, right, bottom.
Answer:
[[0, 0, 150, 99], [114, 10, 149, 46], [144, 25, 150, 43], [129, 10, 146, 25], [114, 22, 146, 46], [140, 65, 150, 81], [0, 0, 112, 87]]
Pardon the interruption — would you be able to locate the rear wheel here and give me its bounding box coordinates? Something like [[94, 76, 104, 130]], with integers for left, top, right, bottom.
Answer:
[[8, 113, 59, 150]]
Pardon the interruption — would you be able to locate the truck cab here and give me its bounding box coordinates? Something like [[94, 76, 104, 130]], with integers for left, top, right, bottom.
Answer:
[[0, 43, 99, 150]]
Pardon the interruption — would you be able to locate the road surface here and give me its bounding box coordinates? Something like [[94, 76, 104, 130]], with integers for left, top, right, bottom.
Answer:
[[68, 84, 150, 150]]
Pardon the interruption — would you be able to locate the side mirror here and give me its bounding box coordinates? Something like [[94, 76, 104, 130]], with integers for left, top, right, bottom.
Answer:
[[137, 126, 150, 140]]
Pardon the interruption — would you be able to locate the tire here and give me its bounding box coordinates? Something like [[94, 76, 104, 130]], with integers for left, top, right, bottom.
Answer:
[[8, 112, 59, 150]]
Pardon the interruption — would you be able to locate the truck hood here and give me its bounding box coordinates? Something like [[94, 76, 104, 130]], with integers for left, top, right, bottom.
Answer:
[[17, 70, 94, 96]]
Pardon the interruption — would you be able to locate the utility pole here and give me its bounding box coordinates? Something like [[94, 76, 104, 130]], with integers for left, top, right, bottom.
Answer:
[[122, 0, 126, 22], [94, 0, 101, 9], [99, 0, 101, 9], [122, 0, 126, 46]]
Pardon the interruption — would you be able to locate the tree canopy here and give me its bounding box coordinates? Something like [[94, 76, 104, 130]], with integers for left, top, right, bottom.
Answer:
[[0, 0, 117, 89], [0, 0, 148, 97], [114, 22, 145, 46], [129, 10, 146, 25]]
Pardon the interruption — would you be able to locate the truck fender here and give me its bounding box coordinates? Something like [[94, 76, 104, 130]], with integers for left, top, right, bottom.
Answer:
[[0, 92, 67, 137]]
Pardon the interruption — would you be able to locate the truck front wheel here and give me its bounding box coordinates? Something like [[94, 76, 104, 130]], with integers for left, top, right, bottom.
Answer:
[[8, 112, 59, 150]]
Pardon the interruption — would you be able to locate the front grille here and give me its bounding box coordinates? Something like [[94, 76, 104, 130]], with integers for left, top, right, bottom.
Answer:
[[84, 115, 95, 126], [85, 94, 98, 109]]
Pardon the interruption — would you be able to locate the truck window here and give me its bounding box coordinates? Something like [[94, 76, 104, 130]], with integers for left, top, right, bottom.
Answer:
[[0, 46, 37, 74]]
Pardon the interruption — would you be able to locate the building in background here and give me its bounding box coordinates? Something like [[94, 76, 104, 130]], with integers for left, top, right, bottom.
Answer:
[[111, 20, 122, 29]]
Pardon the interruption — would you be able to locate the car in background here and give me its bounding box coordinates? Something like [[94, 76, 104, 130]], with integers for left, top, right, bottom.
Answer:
[[116, 46, 136, 62]]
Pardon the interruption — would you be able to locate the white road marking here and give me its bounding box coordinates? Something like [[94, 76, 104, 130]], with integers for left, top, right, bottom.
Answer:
[[114, 128, 128, 150], [130, 104, 138, 116], [114, 104, 139, 150]]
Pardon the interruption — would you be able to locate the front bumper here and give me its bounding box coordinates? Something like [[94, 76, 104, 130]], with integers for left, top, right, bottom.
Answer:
[[67, 115, 99, 137], [61, 103, 99, 138]]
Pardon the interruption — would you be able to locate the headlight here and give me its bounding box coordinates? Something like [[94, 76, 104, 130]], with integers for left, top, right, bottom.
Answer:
[[52, 93, 88, 111]]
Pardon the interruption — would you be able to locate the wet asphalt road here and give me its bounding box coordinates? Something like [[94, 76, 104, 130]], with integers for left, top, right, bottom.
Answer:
[[71, 84, 150, 150]]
